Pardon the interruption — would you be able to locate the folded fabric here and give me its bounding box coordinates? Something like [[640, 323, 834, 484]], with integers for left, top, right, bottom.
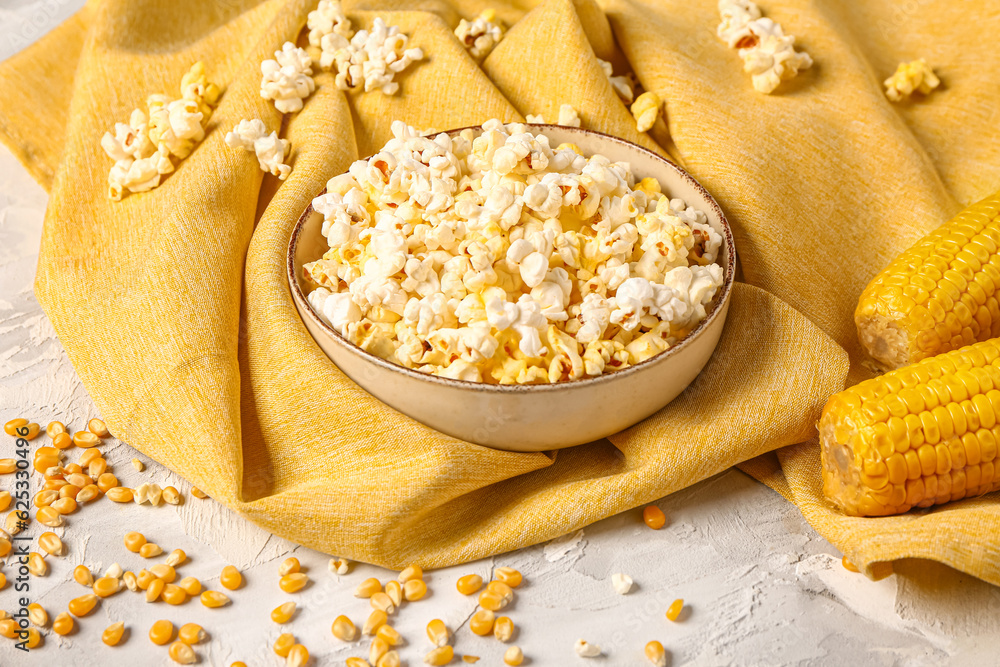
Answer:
[[1, 0, 996, 579]]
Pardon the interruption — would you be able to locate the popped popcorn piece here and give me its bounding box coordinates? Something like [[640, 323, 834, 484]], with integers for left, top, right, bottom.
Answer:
[[575, 640, 602, 658], [225, 118, 292, 180], [328, 17, 424, 95], [522, 104, 580, 128], [304, 120, 724, 384], [611, 572, 633, 595], [101, 62, 221, 200], [716, 0, 813, 94], [598, 58, 634, 103], [307, 0, 352, 50], [631, 91, 662, 133], [884, 59, 940, 102], [525, 113, 546, 124], [455, 9, 505, 61], [260, 42, 316, 113]]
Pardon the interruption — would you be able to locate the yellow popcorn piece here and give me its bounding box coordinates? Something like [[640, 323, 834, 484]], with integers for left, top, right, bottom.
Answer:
[[884, 59, 940, 102], [631, 92, 662, 133]]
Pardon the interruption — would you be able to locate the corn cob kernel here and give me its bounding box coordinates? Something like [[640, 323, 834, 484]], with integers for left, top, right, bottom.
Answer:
[[280, 572, 309, 593], [469, 609, 494, 636], [220, 565, 242, 590], [426, 619, 449, 647], [494, 567, 522, 588], [53, 612, 75, 635], [201, 590, 230, 608], [503, 646, 524, 666], [355, 577, 381, 598], [69, 593, 98, 617], [146, 578, 165, 602], [274, 632, 296, 657], [179, 623, 206, 644], [287, 644, 309, 667], [169, 640, 198, 664], [645, 640, 666, 667], [456, 574, 482, 595], [364, 610, 388, 635], [27, 602, 48, 627], [666, 598, 684, 622], [272, 601, 297, 624], [494, 616, 514, 642], [820, 338, 1000, 515], [103, 621, 126, 646], [404, 578, 427, 601], [856, 192, 1000, 370], [424, 646, 454, 666], [333, 614, 357, 641]]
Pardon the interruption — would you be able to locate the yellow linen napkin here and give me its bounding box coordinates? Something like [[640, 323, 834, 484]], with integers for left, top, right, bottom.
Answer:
[[0, 0, 991, 579]]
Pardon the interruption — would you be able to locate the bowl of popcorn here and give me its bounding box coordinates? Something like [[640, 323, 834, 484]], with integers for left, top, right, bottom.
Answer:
[[288, 120, 735, 451]]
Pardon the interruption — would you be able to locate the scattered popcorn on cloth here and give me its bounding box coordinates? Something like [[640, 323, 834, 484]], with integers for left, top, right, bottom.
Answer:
[[884, 59, 940, 102], [225, 119, 292, 180], [598, 58, 635, 103], [260, 42, 316, 113], [320, 16, 424, 95], [303, 120, 725, 385], [455, 9, 505, 61], [525, 104, 581, 127], [100, 62, 220, 200], [717, 0, 812, 94], [631, 91, 662, 133]]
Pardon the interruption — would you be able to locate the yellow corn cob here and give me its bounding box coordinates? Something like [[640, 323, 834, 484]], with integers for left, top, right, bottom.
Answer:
[[855, 191, 1000, 370], [820, 338, 1000, 516]]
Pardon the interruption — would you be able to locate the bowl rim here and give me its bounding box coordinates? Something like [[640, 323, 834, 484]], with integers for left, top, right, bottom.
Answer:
[[287, 123, 737, 394]]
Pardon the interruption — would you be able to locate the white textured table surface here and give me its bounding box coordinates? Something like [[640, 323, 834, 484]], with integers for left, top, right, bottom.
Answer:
[[2, 11, 999, 667]]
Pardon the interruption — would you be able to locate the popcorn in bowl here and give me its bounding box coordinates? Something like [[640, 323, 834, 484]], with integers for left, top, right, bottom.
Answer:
[[302, 120, 724, 385]]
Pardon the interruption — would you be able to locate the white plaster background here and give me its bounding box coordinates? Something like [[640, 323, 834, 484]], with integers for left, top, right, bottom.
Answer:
[[1, 7, 999, 666]]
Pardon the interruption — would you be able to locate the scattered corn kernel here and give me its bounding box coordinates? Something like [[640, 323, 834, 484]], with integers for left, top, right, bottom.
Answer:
[[3, 418, 27, 436], [378, 650, 400, 667], [220, 564, 242, 590], [270, 601, 296, 624], [503, 646, 524, 666], [53, 612, 75, 635], [139, 542, 163, 558], [0, 572, 5, 589], [274, 632, 296, 657], [645, 640, 666, 667], [201, 590, 230, 608], [666, 598, 684, 622], [150, 619, 175, 645], [424, 646, 454, 666], [494, 567, 522, 588], [0, 618, 17, 639], [178, 576, 202, 596], [39, 531, 64, 556], [642, 505, 666, 530], [88, 418, 110, 437], [165, 548, 187, 567], [575, 639, 602, 657], [404, 578, 427, 601], [53, 432, 73, 449], [364, 609, 388, 635], [385, 580, 403, 607], [107, 487, 134, 503], [169, 640, 198, 664], [179, 622, 207, 644], [494, 616, 514, 642], [94, 576, 120, 598], [132, 458, 145, 472], [346, 660, 369, 667], [137, 569, 157, 590], [27, 602, 48, 627], [280, 572, 309, 593], [73, 431, 100, 448], [103, 621, 126, 646], [376, 623, 402, 646], [456, 574, 483, 595], [26, 626, 43, 648], [98, 473, 118, 493], [28, 551, 47, 576], [123, 570, 138, 592], [162, 584, 187, 605], [279, 557, 300, 576], [370, 637, 389, 664], [487, 580, 514, 601], [146, 578, 165, 602], [469, 609, 494, 636], [333, 614, 357, 641], [478, 591, 507, 612], [105, 562, 123, 578], [0, 459, 15, 474], [371, 591, 395, 614], [51, 497, 78, 514], [77, 484, 100, 503], [398, 564, 422, 583], [162, 486, 181, 505], [191, 487, 208, 499], [88, 458, 108, 478], [842, 557, 860, 573], [426, 619, 449, 647], [355, 577, 381, 598], [74, 564, 94, 586], [33, 490, 58, 508], [287, 644, 310, 667], [69, 593, 98, 617], [79, 448, 101, 466], [59, 483, 82, 500], [462, 656, 480, 664], [45, 421, 67, 438], [37, 505, 63, 527]]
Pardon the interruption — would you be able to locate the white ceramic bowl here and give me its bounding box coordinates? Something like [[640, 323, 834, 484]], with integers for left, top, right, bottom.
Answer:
[[288, 125, 736, 451]]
